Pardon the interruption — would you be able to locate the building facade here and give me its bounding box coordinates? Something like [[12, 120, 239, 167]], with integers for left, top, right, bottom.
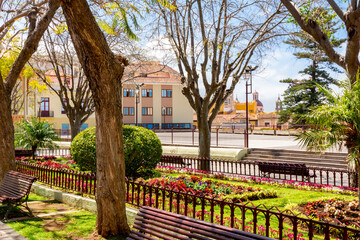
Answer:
[[211, 92, 283, 128], [15, 62, 193, 135]]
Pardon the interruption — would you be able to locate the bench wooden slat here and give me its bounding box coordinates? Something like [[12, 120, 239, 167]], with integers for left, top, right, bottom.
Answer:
[[0, 172, 36, 203], [134, 218, 209, 240], [161, 155, 191, 167], [137, 210, 254, 240], [140, 207, 272, 239], [133, 224, 182, 240], [0, 170, 37, 220], [256, 161, 315, 179], [128, 207, 274, 240], [129, 231, 160, 240]]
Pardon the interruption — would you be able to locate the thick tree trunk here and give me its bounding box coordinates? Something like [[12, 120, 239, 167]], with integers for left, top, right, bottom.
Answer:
[[70, 118, 82, 141], [61, 0, 130, 236], [0, 0, 59, 181], [197, 115, 211, 171], [31, 146, 37, 160], [0, 87, 15, 180]]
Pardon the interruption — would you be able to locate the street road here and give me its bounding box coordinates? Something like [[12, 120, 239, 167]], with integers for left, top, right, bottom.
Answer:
[[155, 131, 347, 152]]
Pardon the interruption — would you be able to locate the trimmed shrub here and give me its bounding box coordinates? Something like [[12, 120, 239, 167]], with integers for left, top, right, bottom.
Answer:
[[71, 126, 162, 178], [71, 127, 97, 172]]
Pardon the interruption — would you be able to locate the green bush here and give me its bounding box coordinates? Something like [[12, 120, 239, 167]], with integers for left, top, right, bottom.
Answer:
[[71, 126, 162, 178], [71, 127, 97, 172]]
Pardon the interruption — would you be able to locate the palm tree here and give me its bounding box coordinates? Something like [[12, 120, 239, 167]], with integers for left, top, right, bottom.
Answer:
[[15, 117, 60, 159], [297, 77, 360, 207]]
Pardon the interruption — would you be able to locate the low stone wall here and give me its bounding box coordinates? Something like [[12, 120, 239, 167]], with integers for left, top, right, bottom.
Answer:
[[162, 146, 248, 160], [30, 183, 138, 225]]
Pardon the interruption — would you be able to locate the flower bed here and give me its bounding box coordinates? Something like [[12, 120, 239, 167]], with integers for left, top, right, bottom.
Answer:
[[300, 199, 360, 228], [16, 156, 79, 171], [143, 175, 277, 201], [156, 165, 358, 196]]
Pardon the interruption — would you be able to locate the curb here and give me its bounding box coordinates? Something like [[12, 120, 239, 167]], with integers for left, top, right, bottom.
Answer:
[[30, 183, 138, 225]]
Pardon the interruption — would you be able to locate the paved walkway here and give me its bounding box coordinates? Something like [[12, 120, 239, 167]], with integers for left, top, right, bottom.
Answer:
[[0, 222, 26, 240]]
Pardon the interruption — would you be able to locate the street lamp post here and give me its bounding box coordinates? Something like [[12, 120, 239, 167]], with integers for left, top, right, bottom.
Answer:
[[135, 83, 144, 126], [162, 106, 166, 129], [243, 66, 258, 148]]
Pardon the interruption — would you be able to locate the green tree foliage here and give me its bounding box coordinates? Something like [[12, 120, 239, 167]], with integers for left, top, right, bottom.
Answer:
[[15, 117, 59, 159], [71, 126, 162, 178], [297, 77, 360, 206], [279, 7, 345, 125]]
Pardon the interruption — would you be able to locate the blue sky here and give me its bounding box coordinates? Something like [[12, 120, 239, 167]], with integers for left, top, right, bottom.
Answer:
[[143, 38, 346, 114]]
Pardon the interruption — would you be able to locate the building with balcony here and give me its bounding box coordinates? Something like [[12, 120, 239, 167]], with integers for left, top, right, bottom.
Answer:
[[15, 61, 193, 135]]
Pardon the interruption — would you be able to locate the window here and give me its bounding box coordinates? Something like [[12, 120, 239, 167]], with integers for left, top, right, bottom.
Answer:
[[142, 107, 153, 116], [162, 107, 172, 116], [162, 89, 172, 97], [124, 89, 134, 97], [142, 89, 152, 97], [61, 124, 69, 136], [41, 97, 49, 111], [129, 107, 134, 115], [124, 107, 134, 116]]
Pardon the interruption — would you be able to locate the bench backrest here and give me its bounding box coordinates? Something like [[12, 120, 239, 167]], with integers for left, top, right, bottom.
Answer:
[[15, 150, 33, 158], [129, 206, 273, 240], [161, 155, 184, 164], [0, 171, 37, 201], [257, 161, 309, 175]]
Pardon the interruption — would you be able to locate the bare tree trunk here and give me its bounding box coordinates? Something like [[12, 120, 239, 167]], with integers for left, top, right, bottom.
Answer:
[[0, 0, 59, 180], [31, 146, 37, 160], [70, 118, 82, 140], [61, 0, 130, 236], [0, 87, 15, 180], [197, 115, 211, 171]]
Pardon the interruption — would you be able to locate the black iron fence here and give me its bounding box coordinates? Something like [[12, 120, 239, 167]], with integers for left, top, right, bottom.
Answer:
[[32, 150, 358, 188], [159, 155, 358, 188], [16, 161, 360, 240]]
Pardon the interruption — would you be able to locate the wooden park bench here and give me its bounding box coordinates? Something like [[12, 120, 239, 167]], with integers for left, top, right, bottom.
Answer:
[[160, 155, 192, 168], [0, 171, 37, 221], [15, 149, 33, 158], [256, 161, 316, 181], [127, 206, 274, 240]]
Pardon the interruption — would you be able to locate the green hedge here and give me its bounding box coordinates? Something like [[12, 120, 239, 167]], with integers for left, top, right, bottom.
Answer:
[[71, 126, 162, 178]]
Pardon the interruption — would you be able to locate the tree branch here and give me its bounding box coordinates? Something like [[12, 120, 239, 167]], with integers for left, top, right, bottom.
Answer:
[[5, 0, 60, 95]]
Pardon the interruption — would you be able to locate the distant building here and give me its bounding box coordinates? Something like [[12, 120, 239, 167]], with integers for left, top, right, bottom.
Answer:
[[210, 92, 284, 128], [122, 61, 193, 129], [14, 61, 193, 134]]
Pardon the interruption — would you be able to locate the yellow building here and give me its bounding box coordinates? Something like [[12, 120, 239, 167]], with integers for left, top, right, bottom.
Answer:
[[16, 62, 194, 136], [213, 92, 283, 127]]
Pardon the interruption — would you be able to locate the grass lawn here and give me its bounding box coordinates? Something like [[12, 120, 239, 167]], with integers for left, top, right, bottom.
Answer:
[[150, 173, 358, 239], [4, 175, 357, 240], [5, 194, 127, 240], [166, 173, 357, 209]]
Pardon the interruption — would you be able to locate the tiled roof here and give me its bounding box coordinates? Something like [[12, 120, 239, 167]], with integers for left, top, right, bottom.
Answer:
[[194, 113, 257, 124], [122, 62, 182, 85]]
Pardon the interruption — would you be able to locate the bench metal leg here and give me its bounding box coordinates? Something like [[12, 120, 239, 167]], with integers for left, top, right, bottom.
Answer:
[[3, 204, 14, 221], [24, 201, 34, 217]]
